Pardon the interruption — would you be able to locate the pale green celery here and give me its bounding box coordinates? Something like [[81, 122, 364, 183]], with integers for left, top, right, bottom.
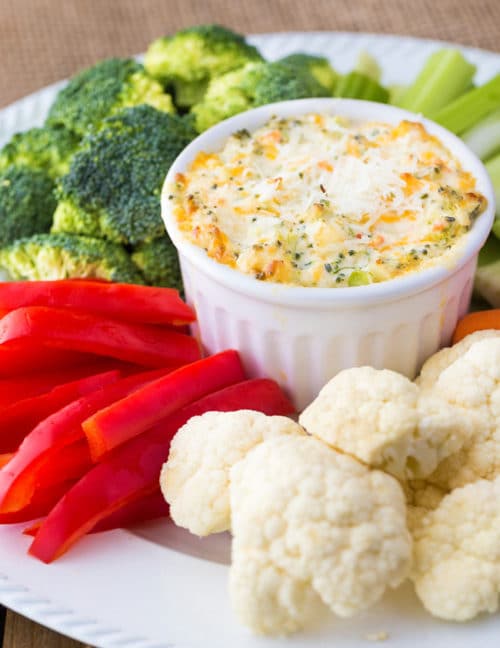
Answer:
[[348, 270, 373, 286], [388, 84, 408, 106], [335, 72, 389, 103], [486, 153, 500, 233], [396, 49, 475, 116], [462, 108, 500, 161], [355, 51, 382, 82], [474, 235, 500, 307], [433, 73, 500, 135]]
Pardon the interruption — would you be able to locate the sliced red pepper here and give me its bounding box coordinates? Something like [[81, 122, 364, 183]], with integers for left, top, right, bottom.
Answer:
[[0, 281, 195, 326], [28, 378, 295, 562], [0, 367, 174, 513], [83, 350, 244, 460], [0, 480, 78, 525], [24, 489, 169, 538], [0, 307, 200, 367], [0, 359, 140, 408], [0, 369, 121, 454], [0, 344, 101, 378], [90, 489, 169, 533], [0, 453, 13, 468]]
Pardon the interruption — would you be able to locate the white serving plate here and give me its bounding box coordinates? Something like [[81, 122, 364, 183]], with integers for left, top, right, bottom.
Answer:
[[0, 31, 500, 648]]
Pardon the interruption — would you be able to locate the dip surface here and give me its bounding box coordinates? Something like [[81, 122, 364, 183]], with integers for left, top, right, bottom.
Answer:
[[170, 114, 487, 287]]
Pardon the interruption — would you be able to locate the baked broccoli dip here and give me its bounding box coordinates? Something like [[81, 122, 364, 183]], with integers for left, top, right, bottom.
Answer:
[[171, 114, 487, 287]]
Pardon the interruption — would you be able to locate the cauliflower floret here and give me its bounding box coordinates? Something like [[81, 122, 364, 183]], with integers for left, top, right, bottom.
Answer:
[[299, 366, 469, 481], [416, 330, 500, 390], [229, 552, 326, 636], [426, 337, 500, 489], [229, 435, 411, 634], [411, 476, 500, 621], [160, 410, 304, 536]]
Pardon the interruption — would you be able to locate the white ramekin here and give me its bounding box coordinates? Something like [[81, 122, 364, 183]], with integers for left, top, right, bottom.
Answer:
[[162, 98, 495, 410]]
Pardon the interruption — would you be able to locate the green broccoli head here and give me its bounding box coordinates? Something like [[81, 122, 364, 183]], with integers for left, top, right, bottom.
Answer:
[[0, 233, 144, 283], [131, 234, 182, 291], [0, 166, 56, 247], [52, 105, 196, 246], [46, 58, 175, 136], [191, 61, 331, 132], [0, 125, 79, 179], [278, 53, 338, 93], [145, 24, 264, 108]]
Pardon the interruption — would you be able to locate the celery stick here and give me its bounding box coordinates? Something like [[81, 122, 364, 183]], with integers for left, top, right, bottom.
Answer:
[[462, 108, 500, 161], [474, 235, 500, 307], [355, 51, 382, 82], [433, 73, 500, 135], [388, 84, 408, 106], [486, 153, 500, 231], [335, 72, 389, 103], [396, 49, 475, 116]]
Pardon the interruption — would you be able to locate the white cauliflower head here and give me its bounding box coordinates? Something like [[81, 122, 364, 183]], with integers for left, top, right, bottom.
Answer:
[[426, 337, 500, 490], [160, 410, 304, 536], [416, 330, 500, 390], [229, 435, 411, 634], [410, 476, 500, 621], [299, 366, 468, 481]]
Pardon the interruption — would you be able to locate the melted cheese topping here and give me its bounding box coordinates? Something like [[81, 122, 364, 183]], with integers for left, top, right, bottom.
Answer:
[[170, 114, 487, 287]]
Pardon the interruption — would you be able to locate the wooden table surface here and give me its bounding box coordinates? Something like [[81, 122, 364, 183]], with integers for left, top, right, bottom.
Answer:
[[1, 0, 500, 645]]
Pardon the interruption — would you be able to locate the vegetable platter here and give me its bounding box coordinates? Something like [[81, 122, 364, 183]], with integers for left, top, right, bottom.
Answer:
[[1, 31, 500, 648]]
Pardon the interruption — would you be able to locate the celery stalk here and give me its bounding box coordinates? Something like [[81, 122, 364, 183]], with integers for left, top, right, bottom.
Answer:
[[335, 72, 389, 103], [355, 51, 382, 82], [396, 49, 476, 116], [474, 235, 500, 307], [462, 108, 500, 161], [486, 153, 500, 236], [433, 74, 500, 135]]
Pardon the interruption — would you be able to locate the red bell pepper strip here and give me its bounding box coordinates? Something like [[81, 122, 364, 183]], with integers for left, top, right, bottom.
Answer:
[[0, 281, 195, 326], [0, 453, 13, 468], [24, 489, 169, 536], [0, 344, 102, 378], [28, 378, 295, 562], [0, 480, 78, 525], [90, 489, 169, 533], [83, 350, 245, 460], [0, 307, 200, 367], [0, 367, 174, 513], [0, 360, 141, 409], [0, 370, 121, 454]]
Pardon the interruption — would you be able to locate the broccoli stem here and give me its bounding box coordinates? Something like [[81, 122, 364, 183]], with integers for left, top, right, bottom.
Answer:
[[396, 49, 475, 117], [433, 73, 500, 135]]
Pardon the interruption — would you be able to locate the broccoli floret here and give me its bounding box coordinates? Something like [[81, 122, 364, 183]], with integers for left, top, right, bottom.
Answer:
[[131, 234, 182, 290], [0, 166, 56, 247], [0, 233, 144, 283], [46, 58, 175, 136], [145, 24, 263, 108], [191, 61, 331, 132], [278, 53, 338, 93], [52, 105, 196, 246], [0, 125, 79, 179]]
